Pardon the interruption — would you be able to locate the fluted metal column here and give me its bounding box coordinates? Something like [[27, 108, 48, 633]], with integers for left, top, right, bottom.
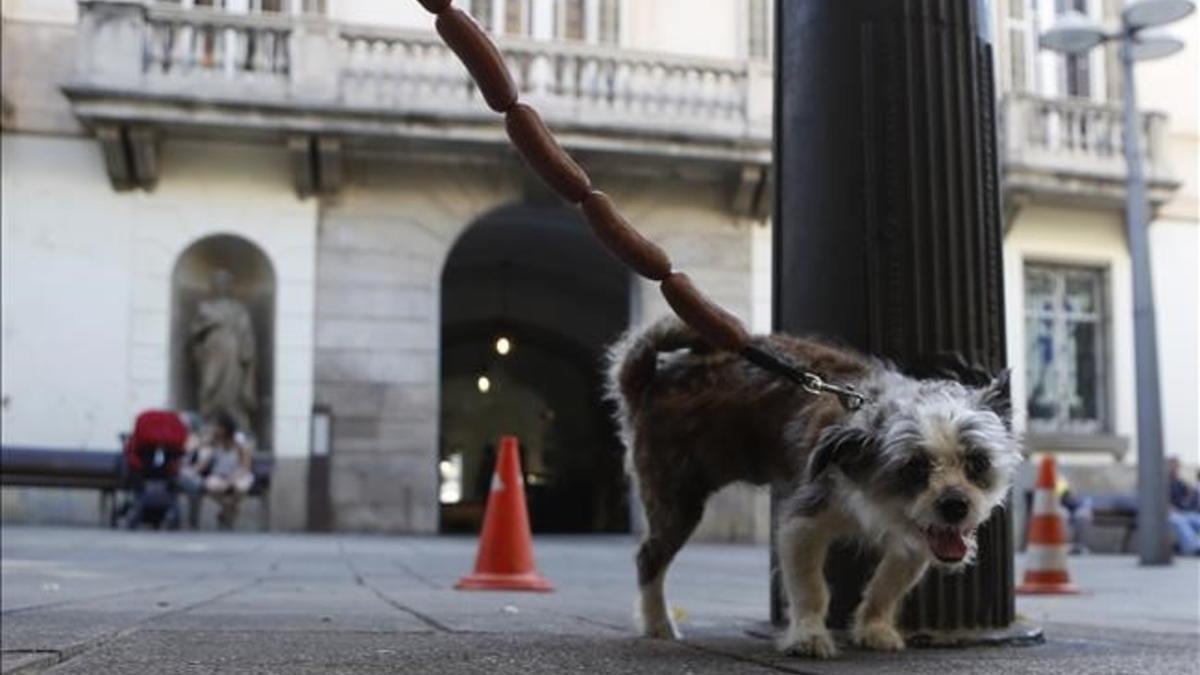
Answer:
[[772, 0, 1033, 639]]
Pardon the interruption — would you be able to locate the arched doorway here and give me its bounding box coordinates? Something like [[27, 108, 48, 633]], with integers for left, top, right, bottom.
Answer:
[[440, 204, 630, 533], [170, 234, 276, 449]]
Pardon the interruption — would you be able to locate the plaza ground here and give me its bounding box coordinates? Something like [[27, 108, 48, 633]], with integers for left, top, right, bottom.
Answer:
[[1, 526, 1197, 674]]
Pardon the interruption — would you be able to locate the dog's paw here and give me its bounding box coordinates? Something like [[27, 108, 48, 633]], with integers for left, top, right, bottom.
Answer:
[[853, 622, 906, 651], [642, 618, 681, 640], [778, 626, 838, 659]]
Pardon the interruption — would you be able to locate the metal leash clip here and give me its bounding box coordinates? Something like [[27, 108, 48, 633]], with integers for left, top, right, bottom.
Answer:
[[799, 373, 868, 412], [742, 344, 869, 411]]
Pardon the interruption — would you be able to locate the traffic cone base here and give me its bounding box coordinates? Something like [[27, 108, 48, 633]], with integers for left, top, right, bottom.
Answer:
[[1017, 455, 1080, 595], [456, 435, 554, 593], [1016, 557, 1080, 594], [455, 571, 554, 592]]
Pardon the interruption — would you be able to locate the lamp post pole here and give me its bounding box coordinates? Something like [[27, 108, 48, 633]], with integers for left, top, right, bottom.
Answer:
[[1040, 0, 1193, 566], [1119, 35, 1172, 566]]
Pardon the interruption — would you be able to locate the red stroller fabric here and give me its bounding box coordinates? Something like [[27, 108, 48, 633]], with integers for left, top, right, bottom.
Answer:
[[124, 410, 188, 473]]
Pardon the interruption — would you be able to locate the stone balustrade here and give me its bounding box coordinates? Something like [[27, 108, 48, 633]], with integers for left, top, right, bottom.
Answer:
[[67, 1, 1174, 206], [1003, 94, 1173, 192], [143, 4, 292, 84], [72, 0, 763, 143], [337, 25, 751, 137]]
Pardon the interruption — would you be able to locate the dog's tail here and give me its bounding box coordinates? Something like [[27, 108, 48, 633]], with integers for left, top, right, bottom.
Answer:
[[605, 316, 703, 436]]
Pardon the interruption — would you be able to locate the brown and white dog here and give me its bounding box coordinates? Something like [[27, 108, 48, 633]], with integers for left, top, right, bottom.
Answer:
[[607, 317, 1019, 658]]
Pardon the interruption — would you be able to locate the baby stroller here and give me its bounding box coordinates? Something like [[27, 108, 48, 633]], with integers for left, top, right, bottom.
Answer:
[[119, 409, 188, 529]]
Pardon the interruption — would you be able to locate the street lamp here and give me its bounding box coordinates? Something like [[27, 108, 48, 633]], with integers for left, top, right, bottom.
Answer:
[[1041, 0, 1194, 566]]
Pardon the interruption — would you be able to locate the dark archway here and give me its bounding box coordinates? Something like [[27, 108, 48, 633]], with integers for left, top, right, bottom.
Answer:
[[170, 233, 276, 449], [439, 204, 630, 533]]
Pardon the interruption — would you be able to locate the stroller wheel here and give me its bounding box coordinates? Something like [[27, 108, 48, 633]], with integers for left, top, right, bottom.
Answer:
[[165, 507, 181, 531]]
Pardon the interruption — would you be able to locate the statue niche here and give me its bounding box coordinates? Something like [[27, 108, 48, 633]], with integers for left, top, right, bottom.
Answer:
[[170, 234, 275, 448]]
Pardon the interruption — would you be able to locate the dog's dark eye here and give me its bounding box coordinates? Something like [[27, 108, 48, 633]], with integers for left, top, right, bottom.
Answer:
[[965, 452, 991, 485], [900, 455, 931, 486]]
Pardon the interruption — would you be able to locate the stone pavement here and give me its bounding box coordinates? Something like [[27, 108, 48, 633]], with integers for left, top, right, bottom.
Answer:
[[1, 526, 1197, 674]]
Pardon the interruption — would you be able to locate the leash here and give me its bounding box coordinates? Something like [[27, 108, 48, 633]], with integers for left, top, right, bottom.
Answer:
[[414, 0, 868, 412]]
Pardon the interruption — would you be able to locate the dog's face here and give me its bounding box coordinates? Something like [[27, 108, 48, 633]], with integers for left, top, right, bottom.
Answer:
[[807, 370, 1019, 570]]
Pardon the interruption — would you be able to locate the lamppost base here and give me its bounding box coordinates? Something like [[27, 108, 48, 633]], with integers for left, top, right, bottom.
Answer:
[[746, 621, 1045, 649]]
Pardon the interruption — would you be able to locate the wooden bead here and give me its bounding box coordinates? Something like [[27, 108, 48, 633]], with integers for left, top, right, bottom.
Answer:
[[581, 191, 672, 281], [505, 103, 592, 203], [436, 8, 517, 113], [660, 272, 750, 352]]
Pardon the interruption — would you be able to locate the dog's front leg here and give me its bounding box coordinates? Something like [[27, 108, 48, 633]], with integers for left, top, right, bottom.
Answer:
[[852, 548, 928, 651], [776, 515, 838, 658]]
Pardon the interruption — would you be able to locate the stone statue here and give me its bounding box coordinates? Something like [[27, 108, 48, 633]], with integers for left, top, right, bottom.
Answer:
[[191, 269, 257, 432]]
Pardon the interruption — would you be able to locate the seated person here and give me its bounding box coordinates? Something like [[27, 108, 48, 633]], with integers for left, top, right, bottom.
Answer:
[[199, 413, 255, 530], [177, 412, 212, 528], [1057, 475, 1093, 555], [1167, 456, 1200, 556]]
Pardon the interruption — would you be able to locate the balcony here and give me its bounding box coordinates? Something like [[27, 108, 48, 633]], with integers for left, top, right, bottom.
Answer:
[[64, 0, 772, 205], [1001, 94, 1179, 214]]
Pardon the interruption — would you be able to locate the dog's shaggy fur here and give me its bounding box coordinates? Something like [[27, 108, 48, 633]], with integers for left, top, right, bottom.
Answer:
[[607, 318, 1019, 657]]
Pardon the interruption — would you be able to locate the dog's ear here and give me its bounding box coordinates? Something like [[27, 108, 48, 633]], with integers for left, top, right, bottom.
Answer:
[[908, 351, 991, 387], [808, 425, 877, 481], [978, 369, 1012, 427]]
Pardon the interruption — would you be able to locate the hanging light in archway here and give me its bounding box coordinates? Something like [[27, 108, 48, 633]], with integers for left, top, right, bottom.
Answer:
[[476, 375, 492, 394], [495, 336, 512, 356], [493, 261, 514, 357]]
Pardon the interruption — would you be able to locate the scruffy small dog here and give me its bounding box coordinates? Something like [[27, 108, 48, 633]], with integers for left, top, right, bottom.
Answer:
[[608, 318, 1019, 658]]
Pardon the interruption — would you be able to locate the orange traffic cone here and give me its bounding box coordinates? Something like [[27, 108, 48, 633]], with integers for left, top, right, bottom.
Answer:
[[1017, 455, 1080, 595], [456, 436, 554, 592]]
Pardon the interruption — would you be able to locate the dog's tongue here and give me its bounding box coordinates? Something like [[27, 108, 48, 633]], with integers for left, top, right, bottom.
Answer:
[[929, 529, 968, 561]]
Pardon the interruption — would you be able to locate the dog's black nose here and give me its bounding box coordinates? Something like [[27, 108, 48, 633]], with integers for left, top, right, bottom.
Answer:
[[936, 492, 970, 524]]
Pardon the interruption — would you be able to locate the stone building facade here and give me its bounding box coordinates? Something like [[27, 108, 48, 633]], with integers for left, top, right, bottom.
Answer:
[[2, 0, 1196, 541], [2, 0, 773, 538]]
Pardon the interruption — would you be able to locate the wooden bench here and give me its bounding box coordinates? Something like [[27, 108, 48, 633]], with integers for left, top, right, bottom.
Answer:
[[1088, 494, 1139, 553], [1, 446, 124, 525], [1020, 489, 1138, 553], [1, 446, 273, 530]]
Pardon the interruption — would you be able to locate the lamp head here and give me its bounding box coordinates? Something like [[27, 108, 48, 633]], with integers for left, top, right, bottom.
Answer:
[[1123, 0, 1195, 30], [1129, 32, 1186, 60], [1040, 10, 1109, 54]]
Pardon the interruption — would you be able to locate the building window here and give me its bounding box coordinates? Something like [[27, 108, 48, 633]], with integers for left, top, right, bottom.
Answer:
[[597, 0, 620, 45], [470, 0, 494, 31], [1057, 0, 1092, 98], [1024, 264, 1109, 434], [551, 0, 620, 44], [505, 0, 531, 37], [1007, 0, 1033, 92], [748, 0, 771, 60], [557, 0, 586, 40]]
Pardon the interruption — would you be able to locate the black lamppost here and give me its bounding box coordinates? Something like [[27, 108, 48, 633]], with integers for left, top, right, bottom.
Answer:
[[774, 0, 1029, 638], [1040, 0, 1193, 566]]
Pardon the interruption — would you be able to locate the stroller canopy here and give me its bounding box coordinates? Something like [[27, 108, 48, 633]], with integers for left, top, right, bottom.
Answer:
[[125, 409, 188, 472]]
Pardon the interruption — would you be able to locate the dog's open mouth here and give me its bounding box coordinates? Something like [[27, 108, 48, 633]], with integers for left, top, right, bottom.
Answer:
[[924, 526, 971, 563]]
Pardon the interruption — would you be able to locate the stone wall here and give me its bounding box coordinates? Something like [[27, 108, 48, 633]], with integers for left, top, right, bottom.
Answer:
[[1, 134, 318, 529], [313, 160, 520, 532], [313, 161, 767, 539]]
